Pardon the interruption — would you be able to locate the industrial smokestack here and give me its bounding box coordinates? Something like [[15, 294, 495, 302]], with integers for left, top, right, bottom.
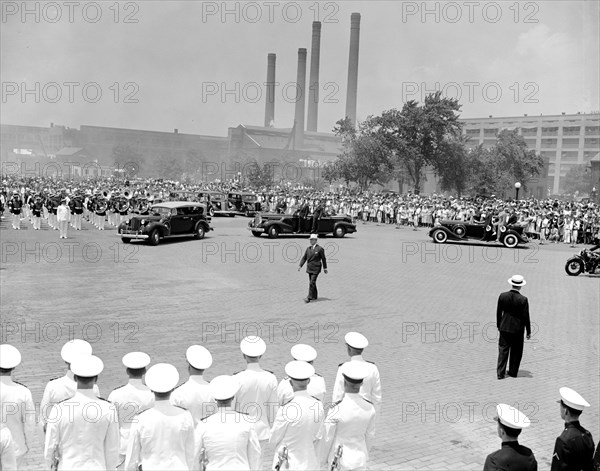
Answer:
[[264, 53, 276, 127], [307, 21, 321, 132], [294, 48, 307, 148], [345, 13, 361, 126]]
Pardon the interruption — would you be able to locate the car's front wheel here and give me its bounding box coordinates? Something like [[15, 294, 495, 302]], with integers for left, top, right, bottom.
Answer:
[[195, 224, 206, 239], [268, 226, 279, 239], [251, 231, 262, 238], [432, 229, 447, 243], [503, 234, 518, 248], [148, 229, 160, 246], [209, 207, 215, 217]]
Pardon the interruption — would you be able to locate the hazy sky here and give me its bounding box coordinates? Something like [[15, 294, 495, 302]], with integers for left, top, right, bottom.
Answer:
[[2, 1, 599, 136]]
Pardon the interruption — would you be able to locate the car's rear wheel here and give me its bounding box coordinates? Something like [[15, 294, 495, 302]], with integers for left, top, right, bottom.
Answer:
[[148, 229, 160, 246], [121, 237, 131, 244], [334, 226, 346, 238], [432, 229, 447, 243], [503, 234, 518, 248], [251, 231, 262, 238], [268, 226, 279, 239], [195, 225, 206, 240]]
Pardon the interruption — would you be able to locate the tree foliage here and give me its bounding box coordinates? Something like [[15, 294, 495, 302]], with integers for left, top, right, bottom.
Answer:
[[111, 145, 145, 177], [245, 162, 274, 189], [561, 164, 592, 195]]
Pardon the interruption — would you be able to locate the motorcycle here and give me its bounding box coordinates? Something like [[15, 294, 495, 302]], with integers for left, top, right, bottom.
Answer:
[[565, 248, 600, 276]]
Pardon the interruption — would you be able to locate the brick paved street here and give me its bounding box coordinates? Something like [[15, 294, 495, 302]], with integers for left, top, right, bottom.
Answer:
[[1, 214, 598, 470]]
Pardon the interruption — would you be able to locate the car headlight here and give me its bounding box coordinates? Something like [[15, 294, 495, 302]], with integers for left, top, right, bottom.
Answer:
[[140, 219, 146, 225]]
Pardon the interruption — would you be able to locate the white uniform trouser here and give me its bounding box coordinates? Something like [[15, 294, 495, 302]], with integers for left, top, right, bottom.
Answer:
[[33, 215, 41, 230], [12, 213, 20, 228], [58, 221, 68, 238]]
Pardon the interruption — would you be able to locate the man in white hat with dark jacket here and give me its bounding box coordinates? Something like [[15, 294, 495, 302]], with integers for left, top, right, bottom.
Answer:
[[44, 355, 119, 471], [196, 375, 261, 470], [483, 403, 537, 471], [551, 387, 595, 471], [496, 275, 532, 379], [40, 339, 99, 434], [298, 233, 328, 303], [125, 363, 196, 470], [0, 344, 36, 470], [107, 352, 154, 469], [170, 345, 216, 425]]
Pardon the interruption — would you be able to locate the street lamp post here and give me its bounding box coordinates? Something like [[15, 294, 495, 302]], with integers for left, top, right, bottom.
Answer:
[[514, 182, 521, 200]]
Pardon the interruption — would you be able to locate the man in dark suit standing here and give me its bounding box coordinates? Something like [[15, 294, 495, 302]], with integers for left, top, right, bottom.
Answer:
[[298, 234, 327, 303], [496, 275, 531, 379], [311, 200, 325, 233]]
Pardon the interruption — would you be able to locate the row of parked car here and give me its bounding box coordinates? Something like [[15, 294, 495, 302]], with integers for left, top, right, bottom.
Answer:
[[117, 196, 358, 246]]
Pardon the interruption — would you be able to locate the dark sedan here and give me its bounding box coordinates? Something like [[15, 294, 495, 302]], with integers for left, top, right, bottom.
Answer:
[[247, 212, 357, 238]]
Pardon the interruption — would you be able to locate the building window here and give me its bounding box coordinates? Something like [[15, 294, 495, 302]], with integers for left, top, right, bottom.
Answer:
[[585, 126, 600, 135], [584, 151, 599, 159], [541, 138, 557, 147], [524, 140, 536, 148], [584, 138, 600, 148], [520, 127, 538, 136], [561, 138, 580, 148], [560, 151, 579, 161], [563, 126, 580, 136], [465, 129, 480, 136], [483, 128, 498, 137], [542, 127, 558, 136]]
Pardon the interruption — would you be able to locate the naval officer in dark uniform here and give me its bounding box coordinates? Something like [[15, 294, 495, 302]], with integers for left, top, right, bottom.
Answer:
[[483, 403, 537, 471], [298, 233, 327, 303], [551, 387, 595, 471], [496, 275, 531, 379]]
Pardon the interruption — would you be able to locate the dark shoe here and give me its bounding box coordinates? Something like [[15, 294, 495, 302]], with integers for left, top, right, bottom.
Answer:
[[304, 298, 310, 303], [506, 372, 517, 378], [497, 375, 506, 380]]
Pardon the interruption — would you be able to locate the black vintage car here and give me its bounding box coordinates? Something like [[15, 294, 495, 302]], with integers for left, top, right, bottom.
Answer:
[[227, 191, 262, 216], [428, 220, 528, 248], [247, 212, 357, 238], [198, 191, 236, 217], [118, 202, 212, 245]]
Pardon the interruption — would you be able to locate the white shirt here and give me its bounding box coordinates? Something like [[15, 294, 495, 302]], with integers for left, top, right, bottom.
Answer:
[[44, 389, 119, 471], [269, 390, 324, 470], [233, 363, 278, 440], [277, 373, 326, 405], [0, 425, 17, 470], [56, 204, 70, 222], [170, 375, 216, 425], [40, 371, 100, 431], [125, 400, 196, 471], [196, 406, 261, 470], [318, 393, 376, 470], [107, 379, 155, 457], [332, 356, 382, 416], [0, 376, 36, 459]]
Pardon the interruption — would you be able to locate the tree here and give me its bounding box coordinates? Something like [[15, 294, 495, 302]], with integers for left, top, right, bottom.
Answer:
[[184, 149, 206, 182], [435, 135, 470, 196], [332, 117, 395, 191], [245, 162, 274, 189], [321, 161, 339, 185], [369, 92, 463, 193], [465, 130, 544, 197], [112, 145, 145, 178], [561, 164, 592, 195], [153, 155, 184, 181]]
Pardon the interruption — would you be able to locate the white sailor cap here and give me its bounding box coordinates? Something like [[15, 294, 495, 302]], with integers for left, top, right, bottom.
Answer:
[[122, 352, 151, 369], [309, 233, 318, 239], [290, 344, 317, 362], [508, 274, 526, 286], [186, 345, 213, 370], [145, 363, 179, 393], [210, 375, 240, 400], [340, 361, 369, 383], [61, 339, 93, 364], [558, 387, 590, 411], [240, 336, 266, 357], [71, 355, 104, 378], [496, 403, 531, 429], [345, 332, 369, 349], [0, 344, 22, 369], [285, 360, 315, 381]]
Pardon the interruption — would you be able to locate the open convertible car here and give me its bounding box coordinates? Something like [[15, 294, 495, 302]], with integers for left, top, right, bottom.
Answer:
[[428, 220, 529, 248], [248, 212, 357, 238]]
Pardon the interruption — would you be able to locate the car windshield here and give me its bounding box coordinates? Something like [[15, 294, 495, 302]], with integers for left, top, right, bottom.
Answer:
[[243, 195, 257, 202], [150, 206, 172, 217]]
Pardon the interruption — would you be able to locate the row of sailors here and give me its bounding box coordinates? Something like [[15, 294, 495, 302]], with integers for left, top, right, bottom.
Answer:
[[0, 332, 382, 470], [5, 191, 138, 233]]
